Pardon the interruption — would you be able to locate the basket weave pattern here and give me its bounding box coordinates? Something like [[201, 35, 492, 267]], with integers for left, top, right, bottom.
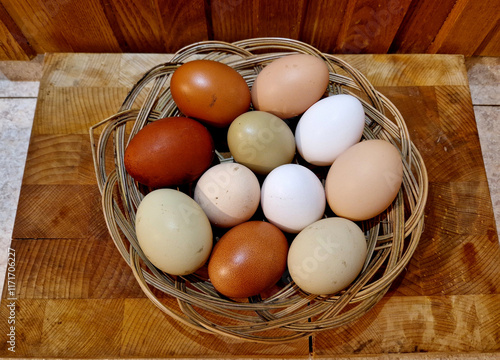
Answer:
[[90, 38, 428, 343]]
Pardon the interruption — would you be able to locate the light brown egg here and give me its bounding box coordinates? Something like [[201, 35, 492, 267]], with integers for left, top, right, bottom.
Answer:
[[325, 139, 404, 221], [251, 54, 330, 119], [208, 221, 288, 298]]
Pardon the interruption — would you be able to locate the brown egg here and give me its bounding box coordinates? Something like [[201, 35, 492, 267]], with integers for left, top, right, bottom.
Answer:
[[170, 60, 251, 128], [251, 54, 330, 119], [208, 221, 288, 298], [325, 139, 403, 221], [124, 117, 214, 188]]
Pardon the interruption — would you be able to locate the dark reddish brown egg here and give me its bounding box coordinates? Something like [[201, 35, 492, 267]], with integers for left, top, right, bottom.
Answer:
[[124, 117, 214, 188], [170, 60, 251, 128], [208, 221, 289, 298]]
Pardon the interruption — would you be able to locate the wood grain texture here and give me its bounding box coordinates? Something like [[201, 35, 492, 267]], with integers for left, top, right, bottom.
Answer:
[[389, 0, 458, 54], [335, 0, 413, 53], [0, 1, 35, 60], [313, 295, 500, 355], [157, 0, 210, 52], [2, 238, 145, 299], [2, 0, 500, 59], [427, 0, 500, 56], [2, 53, 500, 358]]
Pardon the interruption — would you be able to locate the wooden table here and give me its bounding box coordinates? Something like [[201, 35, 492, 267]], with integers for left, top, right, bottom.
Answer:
[[1, 53, 499, 359]]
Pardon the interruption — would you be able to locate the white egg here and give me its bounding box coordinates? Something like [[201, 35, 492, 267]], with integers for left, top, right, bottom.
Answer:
[[194, 162, 261, 228], [135, 189, 213, 275], [287, 217, 367, 295], [295, 94, 365, 166], [261, 164, 325, 233]]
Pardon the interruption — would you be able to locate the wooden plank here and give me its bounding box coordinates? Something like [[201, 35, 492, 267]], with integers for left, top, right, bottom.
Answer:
[[0, 2, 36, 60], [252, 0, 308, 39], [21, 135, 104, 185], [41, 299, 124, 357], [12, 184, 104, 239], [100, 0, 165, 53], [2, 238, 145, 300], [335, 0, 413, 53], [389, 0, 457, 54], [156, 0, 210, 52], [313, 295, 500, 355], [365, 54, 468, 87], [211, 0, 253, 43], [476, 20, 500, 56], [122, 299, 311, 357], [33, 86, 128, 135], [0, 299, 46, 356], [299, 0, 350, 54], [1, 0, 121, 54], [427, 0, 500, 56]]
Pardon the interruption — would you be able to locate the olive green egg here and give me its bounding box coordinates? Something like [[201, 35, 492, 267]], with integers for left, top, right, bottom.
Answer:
[[227, 111, 296, 175]]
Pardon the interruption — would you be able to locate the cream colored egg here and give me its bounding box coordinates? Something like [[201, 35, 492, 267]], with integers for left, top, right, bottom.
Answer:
[[135, 189, 213, 275], [287, 217, 367, 295], [194, 163, 261, 228]]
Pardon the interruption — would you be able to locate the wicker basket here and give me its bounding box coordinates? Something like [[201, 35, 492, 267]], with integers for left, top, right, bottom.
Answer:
[[90, 37, 428, 343]]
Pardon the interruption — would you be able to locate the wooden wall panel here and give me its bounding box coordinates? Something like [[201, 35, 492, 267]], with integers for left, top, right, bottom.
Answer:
[[100, 0, 165, 53], [157, 0, 209, 52], [1, 0, 120, 54], [427, 0, 500, 56], [389, 0, 458, 54], [252, 0, 308, 39], [0, 2, 35, 60], [0, 0, 499, 60], [334, 0, 413, 53], [211, 0, 253, 43], [300, 0, 349, 54]]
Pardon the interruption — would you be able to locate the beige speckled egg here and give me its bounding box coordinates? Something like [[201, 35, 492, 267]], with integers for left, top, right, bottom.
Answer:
[[194, 163, 261, 228]]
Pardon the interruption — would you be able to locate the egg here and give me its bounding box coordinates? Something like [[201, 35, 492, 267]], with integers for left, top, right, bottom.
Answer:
[[124, 117, 214, 188], [295, 94, 365, 166], [227, 111, 296, 175], [251, 54, 330, 119], [170, 60, 251, 127], [325, 139, 404, 221], [135, 189, 213, 275], [261, 164, 326, 233], [208, 221, 288, 298], [194, 163, 261, 228], [287, 217, 367, 295]]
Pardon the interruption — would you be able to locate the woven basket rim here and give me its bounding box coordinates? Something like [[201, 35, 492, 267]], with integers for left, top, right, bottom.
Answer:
[[90, 37, 428, 343]]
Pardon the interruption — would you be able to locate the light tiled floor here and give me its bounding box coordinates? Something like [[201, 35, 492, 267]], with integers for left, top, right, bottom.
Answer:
[[0, 55, 498, 297]]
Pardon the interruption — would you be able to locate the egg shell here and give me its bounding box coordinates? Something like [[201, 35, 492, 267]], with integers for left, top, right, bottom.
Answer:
[[325, 139, 404, 221], [170, 60, 251, 127], [135, 189, 213, 276], [295, 94, 365, 166], [124, 117, 214, 188], [208, 221, 289, 298], [251, 54, 330, 119], [194, 163, 261, 228], [287, 217, 367, 295], [227, 111, 296, 175], [261, 164, 326, 233]]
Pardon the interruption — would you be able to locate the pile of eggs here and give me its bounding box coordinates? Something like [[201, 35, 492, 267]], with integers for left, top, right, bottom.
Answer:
[[125, 54, 404, 299]]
